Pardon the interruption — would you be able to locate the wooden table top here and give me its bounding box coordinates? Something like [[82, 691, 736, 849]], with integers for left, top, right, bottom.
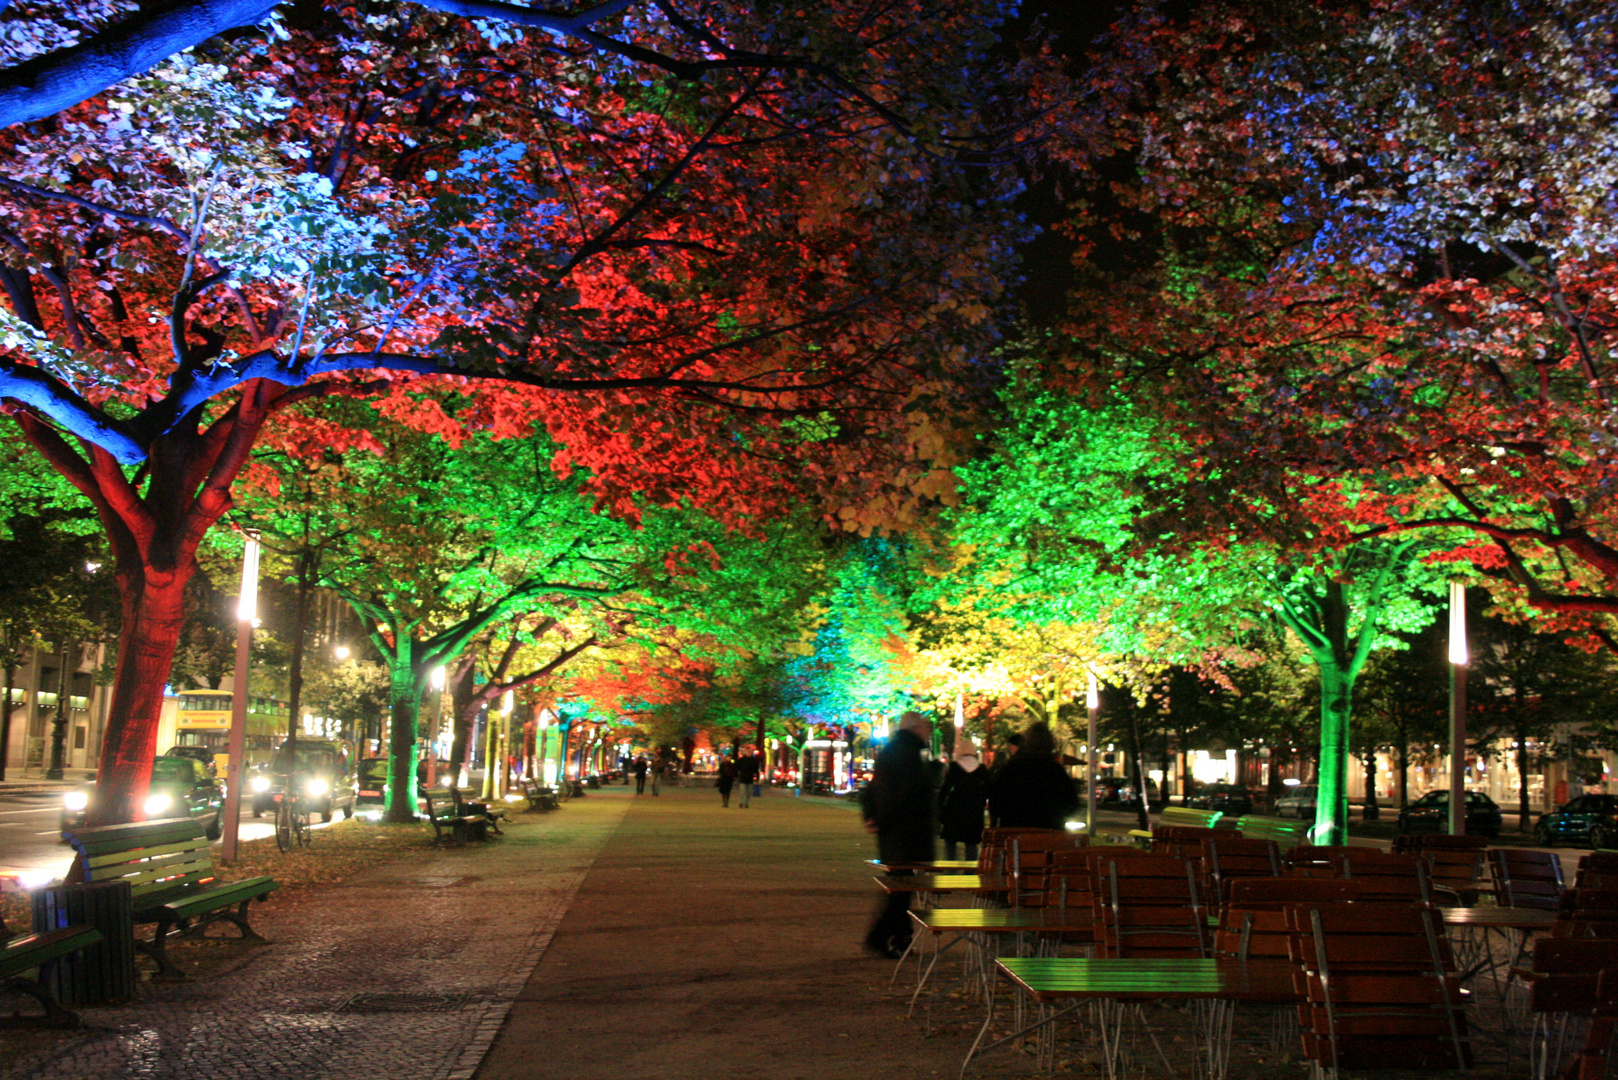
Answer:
[[996, 957, 1300, 1003], [910, 907, 1095, 935], [868, 859, 978, 873], [872, 873, 1012, 894], [1440, 906, 1558, 930]]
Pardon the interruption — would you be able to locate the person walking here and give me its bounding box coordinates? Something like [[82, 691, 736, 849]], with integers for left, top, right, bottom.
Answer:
[[650, 752, 663, 796], [937, 737, 990, 861], [716, 755, 738, 807], [735, 747, 760, 808], [633, 755, 649, 794], [988, 722, 1079, 831], [860, 711, 937, 959]]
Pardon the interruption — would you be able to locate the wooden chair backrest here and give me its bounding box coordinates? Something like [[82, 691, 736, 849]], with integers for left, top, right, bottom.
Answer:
[[1284, 844, 1344, 878], [1288, 903, 1468, 1074], [1201, 835, 1282, 904], [1224, 875, 1361, 910], [1333, 849, 1432, 905], [1490, 848, 1565, 910], [1097, 854, 1207, 959]]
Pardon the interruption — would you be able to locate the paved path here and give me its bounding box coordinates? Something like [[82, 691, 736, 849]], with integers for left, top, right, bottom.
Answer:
[[2, 791, 626, 1080], [3, 781, 1530, 1080]]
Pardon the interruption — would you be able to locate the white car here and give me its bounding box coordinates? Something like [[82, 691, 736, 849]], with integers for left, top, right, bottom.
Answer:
[[1275, 784, 1318, 819]]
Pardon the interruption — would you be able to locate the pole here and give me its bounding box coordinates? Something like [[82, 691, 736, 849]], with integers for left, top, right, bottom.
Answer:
[[221, 531, 261, 864], [1448, 581, 1468, 836], [1086, 671, 1100, 838]]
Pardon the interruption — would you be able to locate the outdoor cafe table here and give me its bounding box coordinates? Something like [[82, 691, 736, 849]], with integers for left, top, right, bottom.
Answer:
[[1440, 905, 1557, 992], [962, 956, 1300, 1080], [869, 859, 978, 873], [904, 907, 1097, 1022]]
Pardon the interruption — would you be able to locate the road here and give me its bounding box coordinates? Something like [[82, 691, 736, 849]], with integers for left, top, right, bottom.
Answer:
[[0, 787, 340, 889]]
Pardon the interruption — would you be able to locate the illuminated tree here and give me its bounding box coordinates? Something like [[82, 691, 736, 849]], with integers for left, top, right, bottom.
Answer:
[[1047, 0, 1618, 650], [1, 5, 1029, 822]]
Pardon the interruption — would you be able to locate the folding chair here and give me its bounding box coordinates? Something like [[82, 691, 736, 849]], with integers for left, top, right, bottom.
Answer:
[[1491, 848, 1565, 911], [1331, 849, 1433, 906], [1201, 834, 1282, 906], [1288, 904, 1470, 1080]]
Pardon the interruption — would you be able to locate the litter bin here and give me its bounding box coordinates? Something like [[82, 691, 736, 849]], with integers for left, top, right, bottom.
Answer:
[[32, 879, 137, 1004]]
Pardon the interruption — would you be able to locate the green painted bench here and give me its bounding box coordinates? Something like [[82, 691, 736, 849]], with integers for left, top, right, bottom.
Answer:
[[1233, 815, 1313, 850], [0, 916, 104, 1027], [62, 817, 278, 980], [1128, 805, 1235, 846]]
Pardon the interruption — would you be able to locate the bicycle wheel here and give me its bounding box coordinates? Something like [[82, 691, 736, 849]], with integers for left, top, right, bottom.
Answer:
[[275, 799, 293, 853]]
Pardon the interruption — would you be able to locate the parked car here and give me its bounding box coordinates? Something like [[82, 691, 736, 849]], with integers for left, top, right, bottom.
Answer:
[[1534, 794, 1618, 848], [1396, 789, 1503, 839], [1275, 784, 1318, 819], [61, 754, 224, 838], [163, 744, 218, 777], [355, 756, 389, 816], [1184, 782, 1254, 817], [249, 739, 356, 821], [1089, 777, 1159, 806]]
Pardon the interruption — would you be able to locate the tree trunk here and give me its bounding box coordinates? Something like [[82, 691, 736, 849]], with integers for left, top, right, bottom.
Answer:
[[285, 545, 316, 743], [1314, 662, 1353, 845], [90, 569, 191, 824], [0, 660, 13, 781], [383, 648, 422, 823], [1516, 718, 1533, 829], [449, 656, 476, 784]]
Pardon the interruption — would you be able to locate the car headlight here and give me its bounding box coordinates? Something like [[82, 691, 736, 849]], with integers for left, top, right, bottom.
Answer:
[[63, 790, 89, 812], [305, 777, 329, 798], [251, 775, 271, 793], [144, 793, 173, 816]]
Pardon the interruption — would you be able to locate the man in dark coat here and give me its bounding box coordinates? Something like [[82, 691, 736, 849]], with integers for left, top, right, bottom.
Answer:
[[861, 711, 936, 958], [988, 722, 1079, 831]]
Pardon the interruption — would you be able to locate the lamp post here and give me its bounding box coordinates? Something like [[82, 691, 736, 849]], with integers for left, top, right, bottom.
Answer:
[[1086, 670, 1100, 836], [1448, 581, 1468, 836], [221, 530, 261, 864]]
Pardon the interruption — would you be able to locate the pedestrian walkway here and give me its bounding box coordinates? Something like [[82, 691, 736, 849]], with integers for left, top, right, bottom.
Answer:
[[2, 792, 626, 1080]]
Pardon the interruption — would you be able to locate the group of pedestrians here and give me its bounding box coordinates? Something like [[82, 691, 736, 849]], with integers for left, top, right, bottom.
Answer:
[[860, 711, 1077, 959], [716, 746, 761, 807]]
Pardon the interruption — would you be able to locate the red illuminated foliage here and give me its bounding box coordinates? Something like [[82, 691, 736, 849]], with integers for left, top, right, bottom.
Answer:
[[0, 4, 1032, 823]]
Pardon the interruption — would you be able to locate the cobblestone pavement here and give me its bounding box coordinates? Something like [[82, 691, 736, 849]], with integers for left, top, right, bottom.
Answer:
[[1, 793, 628, 1080]]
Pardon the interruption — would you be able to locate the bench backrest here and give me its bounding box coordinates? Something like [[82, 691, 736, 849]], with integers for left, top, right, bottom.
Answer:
[[63, 818, 216, 901], [1234, 815, 1312, 850], [419, 788, 453, 815], [1158, 806, 1232, 830]]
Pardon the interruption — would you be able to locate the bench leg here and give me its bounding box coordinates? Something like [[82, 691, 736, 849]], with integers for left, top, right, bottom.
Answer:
[[0, 974, 84, 1029], [145, 901, 270, 981]]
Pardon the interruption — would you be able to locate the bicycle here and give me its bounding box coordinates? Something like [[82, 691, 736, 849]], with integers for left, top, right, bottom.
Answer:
[[273, 779, 311, 853]]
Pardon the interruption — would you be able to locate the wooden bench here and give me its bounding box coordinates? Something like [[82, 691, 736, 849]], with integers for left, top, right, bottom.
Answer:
[[61, 818, 278, 981], [419, 787, 488, 845], [451, 787, 507, 835], [1234, 815, 1313, 850], [0, 916, 104, 1027], [519, 779, 560, 812]]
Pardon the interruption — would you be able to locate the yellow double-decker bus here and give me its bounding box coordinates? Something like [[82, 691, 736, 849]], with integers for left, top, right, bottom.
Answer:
[[172, 689, 290, 768]]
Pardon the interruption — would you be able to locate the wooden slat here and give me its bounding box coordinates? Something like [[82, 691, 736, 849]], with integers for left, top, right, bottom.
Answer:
[[0, 925, 104, 978], [164, 877, 278, 919]]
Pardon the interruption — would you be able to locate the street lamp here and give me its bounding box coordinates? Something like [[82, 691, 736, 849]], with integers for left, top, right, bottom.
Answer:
[[1448, 582, 1468, 835], [221, 529, 261, 864], [1086, 669, 1100, 835]]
